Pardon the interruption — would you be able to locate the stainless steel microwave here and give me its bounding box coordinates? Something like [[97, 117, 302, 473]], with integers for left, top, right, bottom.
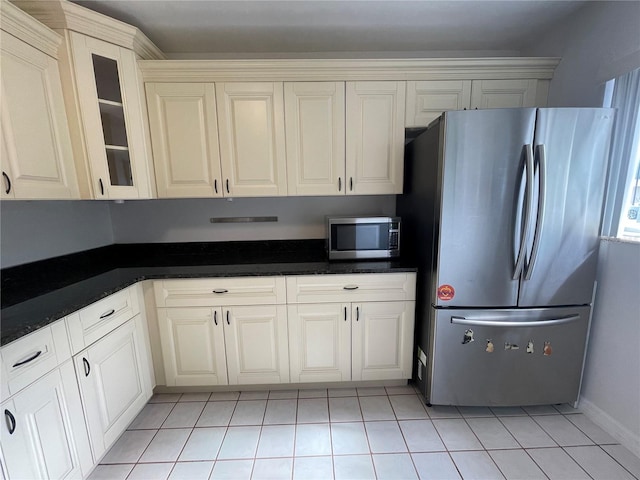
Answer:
[[327, 216, 401, 260]]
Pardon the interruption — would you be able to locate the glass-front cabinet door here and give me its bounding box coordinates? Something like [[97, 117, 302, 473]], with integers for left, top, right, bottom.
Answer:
[[70, 32, 153, 199]]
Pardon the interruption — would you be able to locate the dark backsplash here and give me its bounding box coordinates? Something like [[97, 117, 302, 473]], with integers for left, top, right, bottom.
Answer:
[[1, 240, 327, 308]]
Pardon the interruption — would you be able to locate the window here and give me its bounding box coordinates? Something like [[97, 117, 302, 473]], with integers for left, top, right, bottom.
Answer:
[[602, 67, 640, 240]]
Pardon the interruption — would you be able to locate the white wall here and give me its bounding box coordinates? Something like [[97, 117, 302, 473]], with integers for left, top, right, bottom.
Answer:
[[522, 1, 640, 107], [0, 201, 114, 268], [523, 1, 640, 455], [581, 239, 640, 456], [109, 196, 396, 243]]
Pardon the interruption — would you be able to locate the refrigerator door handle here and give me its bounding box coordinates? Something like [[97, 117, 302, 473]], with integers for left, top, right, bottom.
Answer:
[[525, 144, 547, 280], [451, 314, 580, 328], [513, 144, 534, 280]]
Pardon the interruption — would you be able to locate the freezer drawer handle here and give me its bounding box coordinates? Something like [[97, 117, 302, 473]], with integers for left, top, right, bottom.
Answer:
[[451, 314, 581, 328]]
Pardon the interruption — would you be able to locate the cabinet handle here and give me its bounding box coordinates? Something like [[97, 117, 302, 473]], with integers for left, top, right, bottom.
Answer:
[[226, 310, 230, 325], [12, 350, 42, 368], [214, 179, 218, 194], [343, 285, 359, 290], [356, 306, 360, 321], [213, 289, 228, 294], [2, 171, 11, 195], [214, 310, 218, 326], [99, 178, 104, 196], [338, 177, 342, 191], [99, 308, 116, 319], [226, 179, 230, 194], [4, 409, 16, 435], [82, 357, 90, 377], [344, 306, 347, 321], [350, 177, 353, 191]]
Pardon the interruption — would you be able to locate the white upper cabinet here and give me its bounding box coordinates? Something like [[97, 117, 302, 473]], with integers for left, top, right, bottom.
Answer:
[[0, 1, 78, 200], [405, 80, 472, 128], [406, 78, 546, 127], [346, 81, 406, 195], [285, 82, 346, 195], [14, 0, 164, 200], [216, 82, 288, 197], [146, 83, 223, 198], [470, 79, 539, 109]]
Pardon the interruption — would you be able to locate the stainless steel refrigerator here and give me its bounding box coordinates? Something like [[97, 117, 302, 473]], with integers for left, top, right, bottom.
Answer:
[[398, 108, 614, 406]]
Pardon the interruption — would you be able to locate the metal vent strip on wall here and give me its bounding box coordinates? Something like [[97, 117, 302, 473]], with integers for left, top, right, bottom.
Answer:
[[210, 216, 278, 223]]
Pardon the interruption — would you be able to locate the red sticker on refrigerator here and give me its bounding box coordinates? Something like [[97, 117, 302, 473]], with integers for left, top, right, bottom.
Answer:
[[437, 284, 455, 300]]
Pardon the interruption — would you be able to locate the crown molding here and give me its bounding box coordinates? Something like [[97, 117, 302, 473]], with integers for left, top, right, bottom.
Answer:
[[1, 0, 61, 58], [12, 0, 165, 60], [138, 57, 561, 83]]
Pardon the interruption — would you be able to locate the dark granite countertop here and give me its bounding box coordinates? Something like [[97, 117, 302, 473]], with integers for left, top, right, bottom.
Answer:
[[1, 240, 417, 346]]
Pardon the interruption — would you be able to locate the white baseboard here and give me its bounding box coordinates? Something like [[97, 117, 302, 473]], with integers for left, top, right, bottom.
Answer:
[[579, 397, 640, 457]]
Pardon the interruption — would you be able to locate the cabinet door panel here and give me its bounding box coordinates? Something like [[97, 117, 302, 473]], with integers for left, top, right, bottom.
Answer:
[[146, 83, 222, 198], [0, 32, 77, 199], [1, 363, 92, 480], [346, 81, 405, 195], [288, 303, 351, 383], [224, 305, 289, 384], [470, 79, 538, 109], [70, 32, 152, 199], [216, 82, 287, 196], [285, 82, 345, 195], [158, 308, 228, 386], [405, 80, 472, 127], [352, 301, 415, 381], [76, 316, 151, 459]]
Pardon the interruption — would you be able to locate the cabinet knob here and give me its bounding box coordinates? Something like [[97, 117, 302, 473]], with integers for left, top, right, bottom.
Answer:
[[2, 171, 11, 195]]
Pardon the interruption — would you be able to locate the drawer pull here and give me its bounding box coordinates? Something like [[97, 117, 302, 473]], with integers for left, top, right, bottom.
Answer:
[[343, 285, 359, 290], [214, 310, 218, 326], [344, 306, 347, 321], [226, 310, 230, 325], [12, 350, 42, 368], [83, 357, 91, 377], [99, 309, 116, 319], [4, 409, 16, 435], [356, 306, 360, 321], [213, 289, 229, 294]]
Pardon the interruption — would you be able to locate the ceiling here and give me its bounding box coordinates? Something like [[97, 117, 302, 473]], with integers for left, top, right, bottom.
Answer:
[[71, 1, 589, 58]]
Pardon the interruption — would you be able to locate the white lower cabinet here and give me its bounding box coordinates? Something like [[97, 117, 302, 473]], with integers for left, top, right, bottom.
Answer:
[[157, 305, 289, 386], [224, 305, 289, 385], [288, 301, 415, 383], [0, 361, 92, 480], [74, 315, 152, 461], [157, 307, 228, 386], [287, 303, 351, 383], [351, 301, 415, 381]]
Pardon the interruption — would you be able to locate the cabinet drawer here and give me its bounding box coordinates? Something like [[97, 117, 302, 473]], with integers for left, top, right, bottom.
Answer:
[[67, 286, 140, 354], [1, 320, 71, 400], [286, 273, 416, 304], [154, 277, 286, 307]]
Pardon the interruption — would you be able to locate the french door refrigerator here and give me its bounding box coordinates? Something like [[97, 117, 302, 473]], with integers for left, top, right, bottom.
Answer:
[[398, 108, 614, 406]]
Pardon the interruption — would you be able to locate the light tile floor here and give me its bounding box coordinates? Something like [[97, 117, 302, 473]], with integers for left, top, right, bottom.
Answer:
[[90, 385, 640, 479]]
